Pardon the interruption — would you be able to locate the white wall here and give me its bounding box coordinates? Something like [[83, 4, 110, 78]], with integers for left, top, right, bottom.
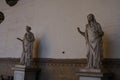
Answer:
[[0, 0, 120, 58]]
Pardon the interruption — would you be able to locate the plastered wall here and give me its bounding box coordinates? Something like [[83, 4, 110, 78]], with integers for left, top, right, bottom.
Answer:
[[0, 0, 120, 58]]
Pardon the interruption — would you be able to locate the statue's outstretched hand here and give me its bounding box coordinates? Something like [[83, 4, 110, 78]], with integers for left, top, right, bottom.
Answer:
[[17, 38, 23, 42]]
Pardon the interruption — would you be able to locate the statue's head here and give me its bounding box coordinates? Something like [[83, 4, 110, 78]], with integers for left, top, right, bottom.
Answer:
[[87, 13, 96, 22], [26, 26, 31, 32]]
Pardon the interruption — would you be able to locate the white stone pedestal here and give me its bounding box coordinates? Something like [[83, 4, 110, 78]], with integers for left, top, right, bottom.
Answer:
[[12, 65, 41, 80], [77, 69, 112, 80]]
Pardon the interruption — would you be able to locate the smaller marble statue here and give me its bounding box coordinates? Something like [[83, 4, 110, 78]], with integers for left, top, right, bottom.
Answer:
[[77, 14, 104, 69], [17, 26, 35, 67]]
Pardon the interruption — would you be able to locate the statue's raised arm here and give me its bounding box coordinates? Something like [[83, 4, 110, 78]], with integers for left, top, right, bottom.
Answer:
[[77, 27, 85, 37], [17, 38, 23, 42]]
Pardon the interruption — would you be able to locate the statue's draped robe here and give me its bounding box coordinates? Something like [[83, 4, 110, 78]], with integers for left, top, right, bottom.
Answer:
[[20, 32, 35, 66], [85, 22, 103, 69]]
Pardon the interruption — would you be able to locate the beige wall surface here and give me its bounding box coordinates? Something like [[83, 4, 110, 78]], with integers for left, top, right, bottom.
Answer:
[[0, 0, 120, 58]]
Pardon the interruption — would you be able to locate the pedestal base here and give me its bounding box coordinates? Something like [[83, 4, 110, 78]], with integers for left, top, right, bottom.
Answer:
[[77, 69, 113, 80], [12, 65, 41, 80], [80, 77, 101, 80]]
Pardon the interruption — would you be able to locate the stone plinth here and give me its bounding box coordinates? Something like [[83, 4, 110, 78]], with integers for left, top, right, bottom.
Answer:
[[12, 65, 41, 80], [77, 69, 113, 80]]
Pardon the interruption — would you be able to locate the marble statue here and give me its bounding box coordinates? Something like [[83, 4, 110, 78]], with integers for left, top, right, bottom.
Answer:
[[17, 26, 35, 67], [77, 14, 104, 69]]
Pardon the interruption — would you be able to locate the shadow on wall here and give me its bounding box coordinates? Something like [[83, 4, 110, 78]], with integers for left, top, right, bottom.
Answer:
[[38, 33, 51, 58], [103, 34, 110, 58]]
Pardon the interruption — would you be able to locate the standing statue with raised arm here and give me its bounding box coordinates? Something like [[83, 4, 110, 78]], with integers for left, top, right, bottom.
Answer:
[[17, 26, 35, 67], [77, 14, 104, 69]]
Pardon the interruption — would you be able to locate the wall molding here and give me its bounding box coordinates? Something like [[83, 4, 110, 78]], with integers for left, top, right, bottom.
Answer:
[[0, 58, 119, 64]]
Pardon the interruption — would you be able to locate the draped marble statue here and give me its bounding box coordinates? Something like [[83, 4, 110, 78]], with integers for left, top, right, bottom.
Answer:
[[77, 14, 104, 69], [17, 26, 35, 67]]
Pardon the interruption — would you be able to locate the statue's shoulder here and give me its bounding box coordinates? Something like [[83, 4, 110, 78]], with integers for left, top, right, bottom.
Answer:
[[96, 22, 101, 26], [96, 22, 102, 29], [29, 32, 34, 35], [24, 33, 27, 36], [86, 24, 89, 28]]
